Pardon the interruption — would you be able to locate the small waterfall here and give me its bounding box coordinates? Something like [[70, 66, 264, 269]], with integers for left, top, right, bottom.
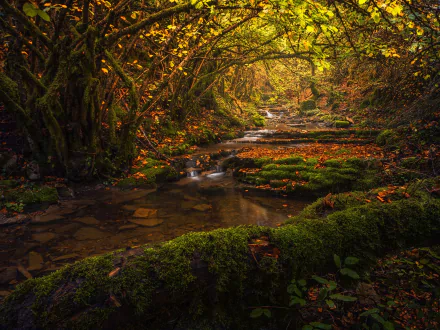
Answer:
[[187, 170, 199, 178], [266, 110, 274, 118], [215, 165, 223, 173]]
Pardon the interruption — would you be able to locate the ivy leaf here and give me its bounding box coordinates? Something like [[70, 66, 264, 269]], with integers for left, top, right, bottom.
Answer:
[[334, 254, 341, 268], [297, 279, 307, 287], [326, 299, 335, 308], [360, 308, 380, 317], [344, 257, 359, 265], [317, 288, 328, 301], [340, 268, 360, 279], [329, 293, 357, 302], [309, 322, 332, 329], [37, 9, 50, 22], [250, 308, 263, 318], [23, 3, 38, 17], [263, 309, 271, 318], [290, 296, 306, 306], [312, 275, 328, 284]]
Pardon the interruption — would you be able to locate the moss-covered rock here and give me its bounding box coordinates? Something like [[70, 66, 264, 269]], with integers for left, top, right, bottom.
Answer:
[[1, 180, 439, 329], [334, 120, 350, 128], [4, 186, 58, 204], [376, 129, 398, 147], [117, 158, 178, 187], [239, 156, 382, 196]]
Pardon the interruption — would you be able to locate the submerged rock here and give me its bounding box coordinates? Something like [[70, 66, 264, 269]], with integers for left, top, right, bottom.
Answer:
[[192, 204, 212, 212], [51, 254, 79, 262], [133, 208, 158, 218], [28, 252, 44, 271], [31, 232, 56, 244], [73, 217, 100, 225], [73, 227, 109, 241], [118, 224, 139, 231], [0, 267, 17, 284], [129, 218, 163, 227]]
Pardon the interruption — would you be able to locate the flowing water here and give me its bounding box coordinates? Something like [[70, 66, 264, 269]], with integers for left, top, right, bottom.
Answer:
[[0, 108, 323, 290]]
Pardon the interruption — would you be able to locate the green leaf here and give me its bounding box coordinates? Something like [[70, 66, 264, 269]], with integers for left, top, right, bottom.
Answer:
[[250, 308, 263, 318], [383, 321, 395, 330], [310, 322, 332, 329], [371, 313, 385, 324], [312, 275, 329, 284], [340, 268, 360, 279], [344, 257, 359, 265], [287, 284, 302, 296], [329, 294, 357, 302], [328, 281, 337, 291], [326, 299, 335, 308], [334, 254, 341, 268], [360, 308, 380, 317], [37, 9, 50, 22], [23, 3, 38, 17], [302, 326, 313, 330], [290, 296, 306, 307], [263, 309, 271, 318], [318, 288, 328, 301], [298, 279, 307, 287]]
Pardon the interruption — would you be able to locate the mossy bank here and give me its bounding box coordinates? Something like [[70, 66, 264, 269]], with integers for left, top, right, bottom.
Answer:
[[1, 179, 439, 329]]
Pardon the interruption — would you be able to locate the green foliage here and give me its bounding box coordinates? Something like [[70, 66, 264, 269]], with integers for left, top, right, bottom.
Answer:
[[376, 129, 398, 147], [300, 100, 317, 112], [3, 186, 58, 205]]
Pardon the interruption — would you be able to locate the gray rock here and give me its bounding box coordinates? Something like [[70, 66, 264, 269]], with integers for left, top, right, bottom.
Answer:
[[0, 214, 28, 226], [26, 161, 40, 180]]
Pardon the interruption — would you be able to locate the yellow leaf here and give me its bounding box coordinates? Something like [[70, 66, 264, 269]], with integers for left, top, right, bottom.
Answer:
[[101, 68, 109, 74]]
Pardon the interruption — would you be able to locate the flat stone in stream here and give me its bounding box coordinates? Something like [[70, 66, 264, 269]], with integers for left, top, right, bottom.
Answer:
[[73, 216, 100, 225], [31, 232, 56, 243], [28, 252, 44, 271], [118, 224, 139, 231], [110, 189, 156, 204], [129, 218, 163, 227], [54, 223, 81, 234], [192, 204, 212, 212], [51, 253, 79, 262], [133, 208, 158, 218], [73, 227, 110, 241], [0, 214, 28, 226], [0, 267, 17, 284]]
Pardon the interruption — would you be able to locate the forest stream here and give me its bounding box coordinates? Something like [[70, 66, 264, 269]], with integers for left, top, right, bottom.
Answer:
[[0, 107, 322, 291]]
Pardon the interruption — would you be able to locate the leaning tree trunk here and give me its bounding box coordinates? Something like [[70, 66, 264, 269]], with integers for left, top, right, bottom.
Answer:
[[1, 184, 439, 329]]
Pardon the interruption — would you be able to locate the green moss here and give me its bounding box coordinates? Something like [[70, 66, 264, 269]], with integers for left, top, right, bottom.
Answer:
[[334, 120, 350, 128], [119, 158, 178, 187], [300, 99, 316, 112], [252, 113, 265, 127], [376, 129, 398, 147], [2, 181, 439, 329], [4, 186, 58, 204], [240, 156, 381, 196]]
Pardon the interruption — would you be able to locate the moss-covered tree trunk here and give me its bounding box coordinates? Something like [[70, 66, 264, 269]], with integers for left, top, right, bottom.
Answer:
[[1, 183, 439, 329]]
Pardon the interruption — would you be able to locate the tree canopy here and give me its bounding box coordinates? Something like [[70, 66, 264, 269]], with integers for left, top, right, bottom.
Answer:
[[0, 0, 438, 178]]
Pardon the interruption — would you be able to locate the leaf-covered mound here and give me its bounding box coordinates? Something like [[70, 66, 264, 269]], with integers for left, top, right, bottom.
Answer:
[[1, 180, 439, 329]]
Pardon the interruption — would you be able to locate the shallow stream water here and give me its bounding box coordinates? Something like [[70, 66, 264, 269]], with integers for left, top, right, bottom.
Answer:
[[0, 109, 323, 290]]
